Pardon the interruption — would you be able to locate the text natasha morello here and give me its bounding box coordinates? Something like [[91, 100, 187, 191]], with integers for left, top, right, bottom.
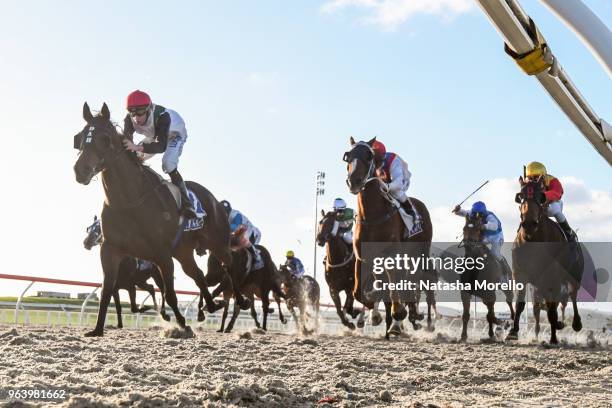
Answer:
[[372, 280, 525, 292]]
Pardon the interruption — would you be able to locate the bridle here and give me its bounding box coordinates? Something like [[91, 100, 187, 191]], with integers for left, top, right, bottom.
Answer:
[[343, 142, 399, 226], [318, 214, 355, 269], [516, 179, 547, 235]]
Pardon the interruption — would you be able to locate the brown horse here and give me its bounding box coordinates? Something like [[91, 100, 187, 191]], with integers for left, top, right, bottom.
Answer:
[[73, 102, 249, 336], [207, 244, 286, 333], [316, 210, 365, 330], [344, 137, 435, 338], [507, 177, 583, 344], [459, 212, 514, 341], [278, 265, 320, 335]]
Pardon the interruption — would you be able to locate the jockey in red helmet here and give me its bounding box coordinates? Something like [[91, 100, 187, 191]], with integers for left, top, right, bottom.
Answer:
[[371, 139, 417, 223], [122, 90, 197, 219]]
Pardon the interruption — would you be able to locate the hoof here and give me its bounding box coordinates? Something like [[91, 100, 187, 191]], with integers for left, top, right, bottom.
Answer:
[[280, 318, 287, 325], [572, 319, 582, 332], [506, 331, 519, 341], [555, 321, 566, 330], [223, 328, 233, 334], [216, 328, 224, 333], [237, 297, 251, 311], [84, 329, 103, 337], [161, 313, 171, 322], [197, 310, 205, 322], [459, 334, 468, 343], [392, 309, 407, 321], [356, 320, 365, 329], [411, 322, 422, 331], [208, 300, 226, 313], [346, 322, 356, 331], [370, 314, 383, 327], [387, 327, 401, 336], [425, 323, 435, 332], [117, 324, 123, 329]]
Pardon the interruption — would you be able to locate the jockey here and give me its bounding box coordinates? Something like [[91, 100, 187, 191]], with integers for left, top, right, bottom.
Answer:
[[332, 198, 354, 245], [525, 161, 576, 242], [371, 140, 417, 223], [453, 201, 512, 281], [220, 200, 263, 270], [285, 250, 305, 279], [121, 90, 197, 219]]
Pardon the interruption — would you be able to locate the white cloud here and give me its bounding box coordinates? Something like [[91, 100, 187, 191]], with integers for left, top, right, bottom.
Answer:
[[320, 0, 473, 31], [430, 177, 612, 242]]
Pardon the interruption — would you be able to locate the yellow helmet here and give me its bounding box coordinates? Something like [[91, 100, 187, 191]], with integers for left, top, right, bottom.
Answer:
[[286, 250, 295, 258], [525, 161, 547, 177]]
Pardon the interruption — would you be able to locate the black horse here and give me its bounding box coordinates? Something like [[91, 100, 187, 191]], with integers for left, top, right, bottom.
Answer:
[[458, 212, 514, 341]]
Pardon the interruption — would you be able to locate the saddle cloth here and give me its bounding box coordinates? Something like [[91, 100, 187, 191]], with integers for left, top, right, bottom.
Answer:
[[164, 182, 206, 231], [397, 199, 423, 239]]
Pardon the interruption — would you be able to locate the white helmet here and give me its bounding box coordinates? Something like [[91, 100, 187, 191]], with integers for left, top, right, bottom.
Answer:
[[333, 198, 347, 211]]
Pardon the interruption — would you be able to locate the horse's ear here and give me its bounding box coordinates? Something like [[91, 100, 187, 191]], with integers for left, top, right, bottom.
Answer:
[[321, 209, 325, 217], [83, 102, 93, 123], [349, 136, 355, 146], [518, 176, 525, 186], [100, 103, 110, 120], [94, 215, 97, 221], [366, 136, 377, 146]]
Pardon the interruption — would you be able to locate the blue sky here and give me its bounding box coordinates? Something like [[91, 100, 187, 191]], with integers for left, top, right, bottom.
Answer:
[[0, 0, 610, 306]]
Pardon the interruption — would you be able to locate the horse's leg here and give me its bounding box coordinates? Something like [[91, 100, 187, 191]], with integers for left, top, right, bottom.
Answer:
[[331, 289, 354, 330], [505, 288, 515, 321], [275, 293, 287, 324], [289, 306, 299, 331], [176, 247, 225, 319], [368, 301, 383, 326], [158, 257, 188, 330], [150, 267, 170, 321], [112, 290, 123, 329], [85, 243, 123, 337], [249, 295, 261, 329], [460, 291, 470, 342], [507, 285, 526, 340], [143, 282, 159, 312], [128, 287, 141, 314], [533, 302, 541, 339], [570, 286, 582, 332], [425, 288, 436, 332], [384, 302, 393, 340], [407, 302, 422, 331], [218, 295, 230, 333], [546, 301, 563, 344], [261, 293, 270, 331], [224, 299, 242, 333], [485, 301, 496, 339]]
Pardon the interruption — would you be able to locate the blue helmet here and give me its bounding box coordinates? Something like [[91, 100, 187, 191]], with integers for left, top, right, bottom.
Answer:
[[471, 201, 487, 216]]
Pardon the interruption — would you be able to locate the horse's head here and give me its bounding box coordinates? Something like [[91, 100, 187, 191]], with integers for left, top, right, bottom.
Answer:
[[462, 212, 484, 245], [515, 176, 547, 235], [316, 209, 338, 247], [73, 102, 123, 185], [83, 215, 102, 250], [343, 136, 377, 194]]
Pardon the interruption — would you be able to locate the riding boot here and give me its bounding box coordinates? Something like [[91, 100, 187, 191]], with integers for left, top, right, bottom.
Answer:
[[499, 257, 512, 283], [400, 199, 417, 221], [248, 245, 264, 270], [169, 170, 198, 219], [559, 221, 577, 242]]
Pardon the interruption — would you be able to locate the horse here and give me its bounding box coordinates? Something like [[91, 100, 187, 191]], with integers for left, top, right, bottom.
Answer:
[[206, 242, 286, 333], [507, 177, 583, 344], [316, 210, 365, 330], [278, 265, 320, 335], [83, 215, 170, 324], [458, 212, 515, 341], [72, 102, 250, 336], [343, 137, 435, 338]]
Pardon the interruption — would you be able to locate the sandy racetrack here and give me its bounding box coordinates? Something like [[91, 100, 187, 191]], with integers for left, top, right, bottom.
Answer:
[[0, 325, 610, 407]]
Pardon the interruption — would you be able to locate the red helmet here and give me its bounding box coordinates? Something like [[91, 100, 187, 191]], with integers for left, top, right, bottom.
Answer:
[[126, 90, 152, 109], [372, 140, 386, 156]]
